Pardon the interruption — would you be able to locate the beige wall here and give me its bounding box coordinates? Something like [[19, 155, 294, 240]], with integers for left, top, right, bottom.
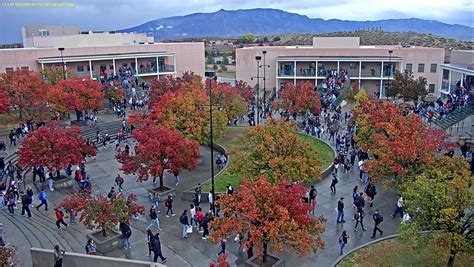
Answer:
[[313, 37, 360, 48], [236, 45, 445, 95], [22, 25, 80, 47], [450, 50, 474, 66], [29, 33, 152, 48], [0, 42, 205, 78]]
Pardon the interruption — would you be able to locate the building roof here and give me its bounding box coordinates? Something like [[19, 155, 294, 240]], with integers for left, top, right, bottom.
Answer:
[[275, 56, 403, 61], [440, 63, 474, 75]]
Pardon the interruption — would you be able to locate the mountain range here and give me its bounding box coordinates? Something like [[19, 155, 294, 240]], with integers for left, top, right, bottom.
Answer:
[[119, 8, 474, 41]]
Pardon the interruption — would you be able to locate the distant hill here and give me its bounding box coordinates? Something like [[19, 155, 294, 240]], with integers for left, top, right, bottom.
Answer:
[[119, 8, 474, 41]]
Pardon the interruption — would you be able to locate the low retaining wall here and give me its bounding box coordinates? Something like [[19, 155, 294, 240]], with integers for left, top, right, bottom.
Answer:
[[31, 247, 165, 267], [299, 132, 337, 179], [182, 143, 229, 201], [330, 234, 399, 267]]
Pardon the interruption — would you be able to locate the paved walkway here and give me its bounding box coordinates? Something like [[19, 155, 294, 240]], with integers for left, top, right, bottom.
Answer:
[[3, 103, 433, 267]]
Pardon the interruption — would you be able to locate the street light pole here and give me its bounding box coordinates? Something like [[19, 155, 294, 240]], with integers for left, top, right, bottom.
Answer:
[[255, 56, 261, 125], [261, 51, 270, 119], [387, 50, 393, 99], [208, 73, 217, 215], [58, 47, 66, 80]]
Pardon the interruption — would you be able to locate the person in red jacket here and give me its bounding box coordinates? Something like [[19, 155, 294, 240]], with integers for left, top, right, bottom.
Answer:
[[196, 207, 204, 233], [54, 208, 68, 230]]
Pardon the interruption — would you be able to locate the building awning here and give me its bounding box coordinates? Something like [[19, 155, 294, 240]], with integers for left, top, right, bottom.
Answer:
[[37, 51, 175, 64], [440, 64, 474, 75], [275, 56, 402, 62]]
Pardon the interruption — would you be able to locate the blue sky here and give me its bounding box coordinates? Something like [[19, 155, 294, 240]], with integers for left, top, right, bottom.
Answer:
[[0, 0, 472, 43]]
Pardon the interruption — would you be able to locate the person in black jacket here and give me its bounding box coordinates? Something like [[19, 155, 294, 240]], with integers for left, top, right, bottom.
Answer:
[[336, 197, 345, 223], [152, 233, 167, 263], [179, 210, 190, 239], [371, 210, 384, 238], [119, 221, 132, 249], [21, 193, 33, 218]]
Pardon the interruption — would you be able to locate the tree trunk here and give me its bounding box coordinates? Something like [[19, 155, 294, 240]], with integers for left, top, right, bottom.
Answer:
[[262, 241, 268, 263], [447, 251, 456, 267], [159, 175, 164, 190], [102, 227, 108, 237], [75, 110, 81, 121]]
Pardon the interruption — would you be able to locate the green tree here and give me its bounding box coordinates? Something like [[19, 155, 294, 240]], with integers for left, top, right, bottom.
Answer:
[[222, 55, 229, 65], [272, 36, 281, 42], [41, 66, 71, 84], [242, 33, 255, 44], [400, 156, 473, 267], [388, 70, 428, 104]]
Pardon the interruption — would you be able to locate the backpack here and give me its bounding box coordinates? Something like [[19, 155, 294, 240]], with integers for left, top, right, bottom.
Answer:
[[354, 213, 360, 220], [378, 214, 384, 223], [165, 199, 171, 207], [179, 215, 186, 225], [334, 177, 339, 184], [107, 192, 113, 199], [309, 189, 317, 199]]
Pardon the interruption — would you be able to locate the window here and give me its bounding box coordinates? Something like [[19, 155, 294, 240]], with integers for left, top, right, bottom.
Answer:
[[77, 65, 84, 72], [20, 66, 29, 71], [5, 67, 13, 72], [428, 84, 435, 93], [109, 64, 114, 70], [418, 63, 425, 73], [406, 63, 413, 73], [430, 64, 437, 73]]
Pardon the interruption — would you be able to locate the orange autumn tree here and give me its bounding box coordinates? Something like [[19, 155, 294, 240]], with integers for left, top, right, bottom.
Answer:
[[101, 80, 124, 106], [47, 78, 103, 120], [209, 176, 326, 263], [0, 68, 50, 120], [355, 99, 451, 183], [148, 75, 182, 104], [231, 119, 322, 184], [131, 79, 227, 144], [278, 81, 321, 116], [233, 80, 255, 103], [0, 91, 9, 114], [210, 80, 248, 121]]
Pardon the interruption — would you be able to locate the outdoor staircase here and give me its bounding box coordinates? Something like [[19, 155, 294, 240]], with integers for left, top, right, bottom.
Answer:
[[430, 101, 474, 129]]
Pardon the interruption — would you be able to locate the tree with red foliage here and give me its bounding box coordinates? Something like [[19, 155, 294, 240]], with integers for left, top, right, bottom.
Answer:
[[209, 176, 326, 263], [278, 82, 320, 116], [18, 123, 96, 178], [355, 99, 452, 183], [210, 80, 248, 121], [60, 192, 144, 237], [234, 80, 255, 103], [0, 91, 9, 114], [209, 254, 231, 267], [0, 68, 50, 120], [47, 78, 103, 120], [116, 126, 200, 189], [148, 75, 182, 104]]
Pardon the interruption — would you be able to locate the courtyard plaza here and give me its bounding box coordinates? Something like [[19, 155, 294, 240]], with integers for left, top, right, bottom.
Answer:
[[4, 102, 470, 266]]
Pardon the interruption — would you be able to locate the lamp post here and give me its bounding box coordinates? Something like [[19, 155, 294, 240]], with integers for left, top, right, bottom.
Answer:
[[254, 56, 261, 125], [261, 51, 270, 118], [387, 50, 393, 99], [58, 47, 66, 80], [207, 59, 219, 215]]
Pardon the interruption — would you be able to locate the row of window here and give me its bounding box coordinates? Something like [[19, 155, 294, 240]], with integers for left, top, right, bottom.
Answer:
[[77, 64, 115, 72], [5, 67, 29, 72], [406, 63, 437, 73]]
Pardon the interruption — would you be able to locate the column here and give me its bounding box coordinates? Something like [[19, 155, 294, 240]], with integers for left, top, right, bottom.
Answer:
[[461, 73, 464, 87], [135, 57, 138, 75], [337, 61, 340, 72], [156, 56, 160, 75], [358, 61, 362, 78], [448, 70, 452, 94], [112, 58, 116, 76], [380, 61, 384, 78], [379, 80, 383, 99], [41, 63, 44, 70], [89, 60, 93, 79], [293, 60, 296, 77]]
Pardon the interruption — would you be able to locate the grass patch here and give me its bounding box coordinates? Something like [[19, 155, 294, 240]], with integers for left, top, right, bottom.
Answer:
[[338, 238, 474, 267], [203, 127, 335, 192]]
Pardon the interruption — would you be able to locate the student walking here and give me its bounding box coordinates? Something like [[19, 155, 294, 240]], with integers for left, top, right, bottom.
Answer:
[[371, 210, 384, 238], [330, 173, 338, 194], [53, 245, 65, 267], [164, 195, 175, 217], [391, 195, 404, 218], [336, 197, 345, 223], [35, 189, 48, 211], [309, 185, 317, 214], [147, 206, 162, 231], [147, 229, 154, 256], [152, 233, 167, 263], [354, 207, 366, 231], [217, 238, 227, 256], [179, 210, 190, 239], [85, 239, 97, 255], [119, 221, 132, 249], [338, 230, 350, 255], [55, 208, 68, 230], [21, 193, 32, 218]]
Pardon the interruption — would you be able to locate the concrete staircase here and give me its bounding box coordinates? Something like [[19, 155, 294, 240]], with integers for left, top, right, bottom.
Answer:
[[430, 101, 474, 129]]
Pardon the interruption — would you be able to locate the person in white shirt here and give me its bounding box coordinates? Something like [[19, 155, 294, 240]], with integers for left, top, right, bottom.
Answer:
[[391, 195, 404, 218]]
